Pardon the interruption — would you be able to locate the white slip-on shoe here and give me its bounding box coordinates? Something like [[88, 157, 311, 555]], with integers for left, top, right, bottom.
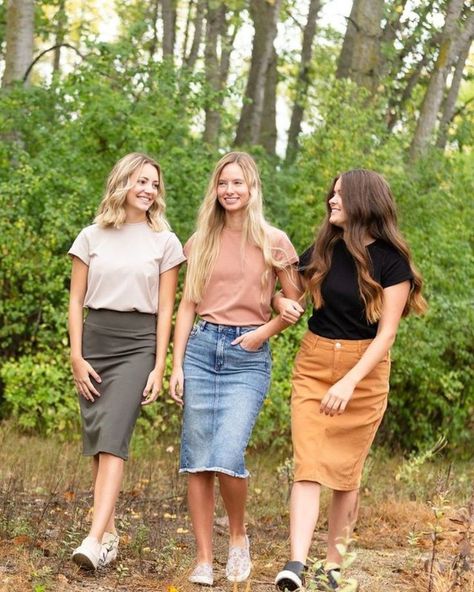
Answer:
[[188, 562, 214, 586], [226, 534, 252, 583], [72, 536, 102, 570], [99, 532, 119, 567]]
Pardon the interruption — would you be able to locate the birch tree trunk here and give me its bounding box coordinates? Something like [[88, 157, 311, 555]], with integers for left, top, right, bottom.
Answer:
[[436, 10, 474, 149], [286, 0, 321, 162], [2, 0, 35, 87], [336, 0, 384, 92], [409, 0, 470, 159], [234, 0, 282, 146]]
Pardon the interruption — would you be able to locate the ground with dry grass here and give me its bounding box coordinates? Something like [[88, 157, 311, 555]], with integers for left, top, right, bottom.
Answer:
[[0, 425, 472, 592]]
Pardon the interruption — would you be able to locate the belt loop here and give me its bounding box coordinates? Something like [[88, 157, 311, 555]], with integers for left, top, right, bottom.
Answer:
[[236, 326, 242, 338], [200, 320, 207, 330]]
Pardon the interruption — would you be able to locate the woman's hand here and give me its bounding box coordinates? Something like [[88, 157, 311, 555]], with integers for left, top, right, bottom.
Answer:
[[71, 357, 101, 402], [142, 367, 164, 406], [273, 295, 304, 325], [231, 328, 265, 352], [320, 378, 356, 416], [169, 366, 184, 407]]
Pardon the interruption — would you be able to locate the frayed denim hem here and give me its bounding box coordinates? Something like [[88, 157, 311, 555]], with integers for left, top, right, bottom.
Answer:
[[179, 466, 249, 479]]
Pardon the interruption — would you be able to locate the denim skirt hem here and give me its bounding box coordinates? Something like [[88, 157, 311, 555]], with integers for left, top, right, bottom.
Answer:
[[179, 320, 271, 478], [179, 466, 249, 479]]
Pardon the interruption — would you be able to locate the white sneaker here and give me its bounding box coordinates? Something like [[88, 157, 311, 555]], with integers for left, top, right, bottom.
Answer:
[[188, 562, 214, 586], [99, 532, 119, 567], [72, 536, 102, 570], [226, 535, 252, 582]]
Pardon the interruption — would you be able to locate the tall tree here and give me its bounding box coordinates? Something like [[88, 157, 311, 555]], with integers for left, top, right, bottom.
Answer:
[[436, 24, 473, 149], [259, 45, 277, 155], [410, 0, 473, 159], [336, 0, 384, 92], [184, 0, 206, 70], [2, 0, 34, 87], [52, 0, 67, 74], [162, 0, 177, 59], [234, 0, 282, 146], [286, 0, 322, 162], [203, 1, 224, 145]]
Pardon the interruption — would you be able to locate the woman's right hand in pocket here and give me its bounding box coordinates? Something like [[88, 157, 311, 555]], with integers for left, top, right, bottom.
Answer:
[[169, 367, 184, 407], [71, 357, 101, 402]]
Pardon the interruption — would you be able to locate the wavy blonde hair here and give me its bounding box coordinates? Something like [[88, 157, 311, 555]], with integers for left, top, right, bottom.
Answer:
[[305, 169, 426, 322], [94, 152, 170, 231], [184, 151, 287, 303]]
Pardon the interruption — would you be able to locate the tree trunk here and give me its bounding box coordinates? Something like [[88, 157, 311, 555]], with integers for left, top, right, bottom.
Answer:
[[234, 0, 282, 146], [148, 0, 160, 61], [259, 45, 277, 155], [436, 12, 474, 149], [409, 0, 470, 159], [53, 0, 67, 74], [162, 0, 177, 59], [185, 0, 206, 71], [2, 0, 35, 87], [336, 0, 384, 92], [286, 0, 321, 162], [203, 1, 223, 145]]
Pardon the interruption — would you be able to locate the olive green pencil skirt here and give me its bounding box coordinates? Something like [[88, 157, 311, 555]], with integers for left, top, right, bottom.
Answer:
[[80, 308, 156, 460]]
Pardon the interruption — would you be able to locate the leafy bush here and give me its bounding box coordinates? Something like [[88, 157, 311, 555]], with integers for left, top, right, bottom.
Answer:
[[0, 58, 472, 456]]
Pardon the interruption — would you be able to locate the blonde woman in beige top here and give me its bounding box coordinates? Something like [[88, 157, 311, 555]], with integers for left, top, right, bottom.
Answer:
[[68, 153, 185, 570], [169, 152, 300, 586]]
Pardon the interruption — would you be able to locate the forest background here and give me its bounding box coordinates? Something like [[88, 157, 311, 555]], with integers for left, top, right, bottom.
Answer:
[[0, 0, 473, 459]]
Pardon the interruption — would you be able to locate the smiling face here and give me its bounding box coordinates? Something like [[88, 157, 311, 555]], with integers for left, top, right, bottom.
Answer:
[[216, 162, 250, 214], [328, 177, 347, 229], [124, 163, 160, 221]]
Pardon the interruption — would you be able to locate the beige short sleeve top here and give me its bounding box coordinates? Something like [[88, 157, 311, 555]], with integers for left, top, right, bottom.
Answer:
[[69, 222, 185, 314], [185, 226, 298, 326]]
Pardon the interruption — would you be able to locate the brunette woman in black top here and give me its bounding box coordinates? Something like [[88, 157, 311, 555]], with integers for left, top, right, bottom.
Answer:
[[274, 169, 426, 591]]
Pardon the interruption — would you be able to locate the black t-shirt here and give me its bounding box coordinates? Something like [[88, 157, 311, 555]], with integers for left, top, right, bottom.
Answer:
[[299, 239, 413, 339]]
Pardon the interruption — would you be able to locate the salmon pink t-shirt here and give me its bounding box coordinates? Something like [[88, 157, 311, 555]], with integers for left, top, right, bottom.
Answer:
[[185, 226, 298, 326]]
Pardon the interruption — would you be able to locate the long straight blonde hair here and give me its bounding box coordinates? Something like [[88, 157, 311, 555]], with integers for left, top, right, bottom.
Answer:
[[94, 152, 170, 231], [184, 151, 286, 303]]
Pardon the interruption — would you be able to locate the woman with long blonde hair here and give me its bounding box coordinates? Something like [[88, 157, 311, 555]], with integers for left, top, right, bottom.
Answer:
[[68, 152, 185, 570], [274, 169, 426, 591], [170, 151, 300, 585]]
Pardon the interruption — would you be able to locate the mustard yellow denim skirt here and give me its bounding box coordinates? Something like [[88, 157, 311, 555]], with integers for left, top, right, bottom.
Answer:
[[291, 331, 390, 491]]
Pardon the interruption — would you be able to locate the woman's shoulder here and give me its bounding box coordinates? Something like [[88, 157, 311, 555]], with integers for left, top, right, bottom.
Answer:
[[369, 239, 406, 261], [75, 223, 101, 239], [265, 224, 292, 245]]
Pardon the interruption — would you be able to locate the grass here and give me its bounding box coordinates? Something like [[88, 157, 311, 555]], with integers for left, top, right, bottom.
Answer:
[[0, 423, 473, 592]]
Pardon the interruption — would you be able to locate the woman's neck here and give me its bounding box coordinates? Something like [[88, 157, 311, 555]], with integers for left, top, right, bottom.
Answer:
[[224, 211, 245, 231], [343, 231, 375, 246], [124, 210, 147, 224]]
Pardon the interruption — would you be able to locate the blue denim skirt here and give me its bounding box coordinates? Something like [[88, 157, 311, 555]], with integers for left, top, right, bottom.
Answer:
[[179, 320, 272, 478]]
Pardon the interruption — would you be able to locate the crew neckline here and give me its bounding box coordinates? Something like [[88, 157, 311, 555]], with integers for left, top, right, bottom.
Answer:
[[123, 220, 148, 226]]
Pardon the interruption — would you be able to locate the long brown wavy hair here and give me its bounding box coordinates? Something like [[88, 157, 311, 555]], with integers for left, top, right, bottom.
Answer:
[[305, 169, 426, 322]]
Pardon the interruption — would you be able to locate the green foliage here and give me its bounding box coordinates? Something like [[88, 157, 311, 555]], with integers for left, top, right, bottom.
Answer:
[[0, 47, 472, 457], [1, 350, 78, 435]]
